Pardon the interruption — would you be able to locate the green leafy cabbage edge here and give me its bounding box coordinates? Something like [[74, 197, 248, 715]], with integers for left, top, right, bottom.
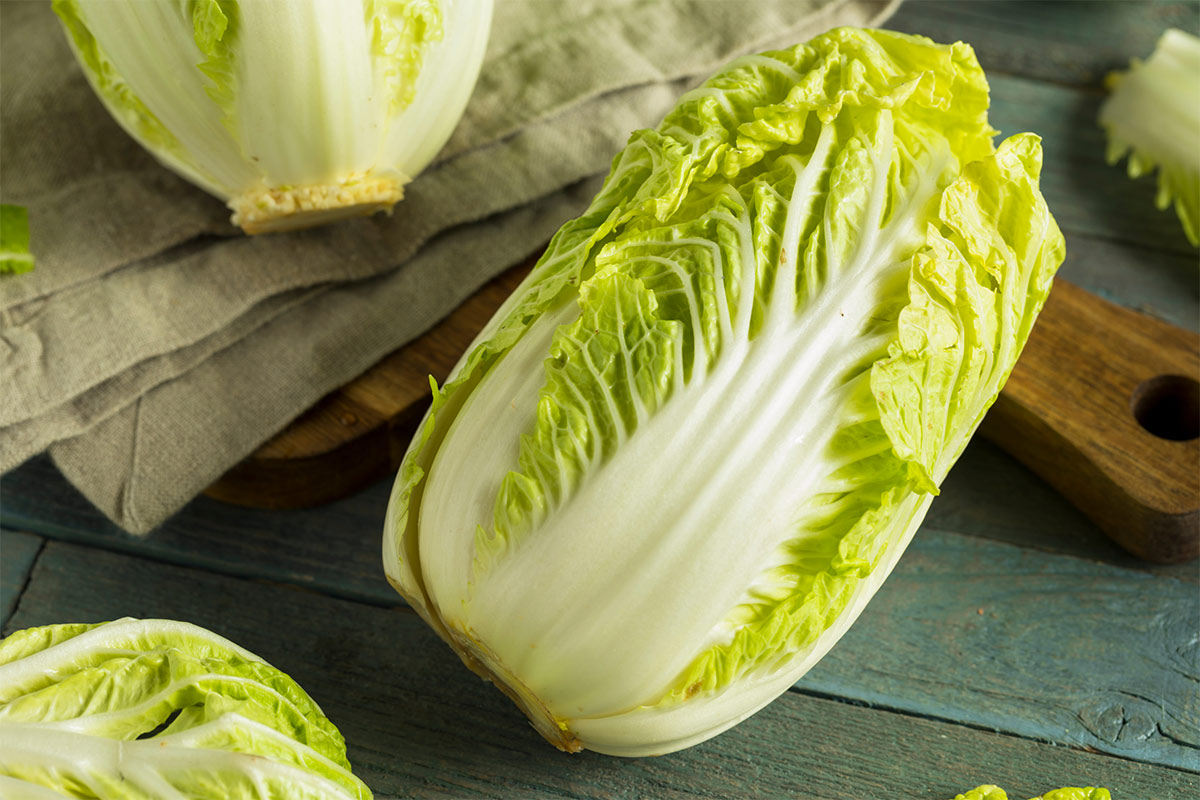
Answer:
[[51, 0, 186, 160], [0, 618, 372, 799], [951, 786, 1112, 800], [0, 205, 34, 275], [1098, 28, 1200, 246]]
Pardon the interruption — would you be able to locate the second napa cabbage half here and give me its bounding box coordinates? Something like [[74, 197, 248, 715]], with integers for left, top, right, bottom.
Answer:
[[383, 27, 1065, 756]]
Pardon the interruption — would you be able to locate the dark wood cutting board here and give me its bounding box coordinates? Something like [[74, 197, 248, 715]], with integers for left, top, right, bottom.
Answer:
[[205, 260, 1200, 564]]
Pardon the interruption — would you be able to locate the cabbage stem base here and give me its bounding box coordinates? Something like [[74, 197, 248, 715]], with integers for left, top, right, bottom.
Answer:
[[446, 623, 584, 754], [229, 175, 406, 234]]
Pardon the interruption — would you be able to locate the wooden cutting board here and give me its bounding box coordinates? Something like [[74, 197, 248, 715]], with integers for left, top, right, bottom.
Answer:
[[205, 262, 1200, 564]]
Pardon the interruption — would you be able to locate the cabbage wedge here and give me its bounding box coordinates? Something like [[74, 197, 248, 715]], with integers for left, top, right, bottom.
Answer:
[[0, 618, 371, 798], [384, 27, 1065, 756], [53, 0, 492, 233]]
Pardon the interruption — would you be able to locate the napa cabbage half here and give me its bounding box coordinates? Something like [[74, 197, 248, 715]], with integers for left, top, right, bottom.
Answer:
[[383, 27, 1065, 757], [52, 0, 492, 233], [0, 618, 371, 799]]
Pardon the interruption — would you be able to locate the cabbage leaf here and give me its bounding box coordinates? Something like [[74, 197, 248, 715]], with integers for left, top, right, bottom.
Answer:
[[951, 787, 1112, 800], [0, 618, 372, 799], [0, 205, 35, 275]]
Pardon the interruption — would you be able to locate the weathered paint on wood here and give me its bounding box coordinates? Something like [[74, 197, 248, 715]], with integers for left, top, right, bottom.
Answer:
[[4, 439, 1197, 620], [1, 455, 399, 606], [3, 524, 1197, 770], [928, 439, 1200, 584], [5, 541, 1197, 799], [0, 530, 41, 626], [804, 529, 1200, 770], [1056, 234, 1198, 334]]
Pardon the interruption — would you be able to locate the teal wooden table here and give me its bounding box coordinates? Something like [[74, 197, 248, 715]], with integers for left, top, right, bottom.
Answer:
[[2, 2, 1198, 797]]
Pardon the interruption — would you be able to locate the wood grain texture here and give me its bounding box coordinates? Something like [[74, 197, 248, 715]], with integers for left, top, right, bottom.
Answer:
[[201, 272, 1200, 565], [981, 280, 1200, 562], [5, 540, 1197, 799], [1, 456, 398, 606], [0, 530, 41, 626], [805, 529, 1200, 770], [198, 239, 1198, 522], [927, 438, 1199, 584], [1054, 234, 1198, 335], [5, 425, 1197, 625]]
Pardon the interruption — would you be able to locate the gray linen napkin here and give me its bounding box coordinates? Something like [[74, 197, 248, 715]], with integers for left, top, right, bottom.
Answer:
[[1, 0, 899, 533]]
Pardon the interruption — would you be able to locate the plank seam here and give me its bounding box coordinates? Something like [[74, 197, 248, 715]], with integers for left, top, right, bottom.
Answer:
[[11, 531, 406, 611], [1, 531, 46, 631], [787, 685, 1200, 775]]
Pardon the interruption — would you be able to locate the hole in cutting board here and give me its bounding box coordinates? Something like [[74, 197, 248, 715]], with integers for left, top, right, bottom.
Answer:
[[1131, 374, 1200, 441]]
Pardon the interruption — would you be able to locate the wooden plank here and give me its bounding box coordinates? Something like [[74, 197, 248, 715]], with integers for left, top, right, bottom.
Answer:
[[0, 529, 41, 626], [7, 432, 1199, 622], [889, 0, 1199, 87], [6, 533, 1199, 770], [928, 439, 1199, 585], [5, 541, 1197, 798], [803, 529, 1200, 770], [4, 423, 1197, 627], [1, 455, 398, 607], [1055, 234, 1198, 335], [196, 231, 1197, 518]]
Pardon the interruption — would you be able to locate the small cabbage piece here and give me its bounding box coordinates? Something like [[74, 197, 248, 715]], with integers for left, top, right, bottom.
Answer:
[[1098, 28, 1200, 246], [950, 787, 1111, 800], [0, 205, 34, 275], [383, 27, 1065, 756], [0, 618, 372, 799], [52, 0, 492, 233], [953, 789, 1011, 800]]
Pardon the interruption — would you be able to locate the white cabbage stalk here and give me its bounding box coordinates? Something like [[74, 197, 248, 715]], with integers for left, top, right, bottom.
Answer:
[[383, 28, 1065, 756], [1098, 28, 1200, 246], [0, 618, 372, 799], [53, 0, 492, 234]]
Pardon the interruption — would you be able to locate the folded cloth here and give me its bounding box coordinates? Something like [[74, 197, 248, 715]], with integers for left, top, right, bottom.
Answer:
[[0, 0, 899, 533]]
